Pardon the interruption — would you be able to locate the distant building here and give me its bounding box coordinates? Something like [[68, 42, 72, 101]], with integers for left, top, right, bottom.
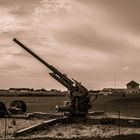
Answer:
[[101, 80, 140, 95], [101, 88, 126, 95], [112, 88, 126, 95], [101, 88, 113, 95], [126, 80, 139, 94]]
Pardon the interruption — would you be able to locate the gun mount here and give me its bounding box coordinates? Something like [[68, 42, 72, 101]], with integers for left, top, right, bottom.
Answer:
[[13, 38, 97, 118]]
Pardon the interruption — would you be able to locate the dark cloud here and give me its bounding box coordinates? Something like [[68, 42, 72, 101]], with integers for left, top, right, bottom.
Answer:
[[80, 0, 140, 33]]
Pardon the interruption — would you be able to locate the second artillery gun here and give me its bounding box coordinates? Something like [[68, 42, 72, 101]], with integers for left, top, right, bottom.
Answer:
[[13, 38, 97, 119]]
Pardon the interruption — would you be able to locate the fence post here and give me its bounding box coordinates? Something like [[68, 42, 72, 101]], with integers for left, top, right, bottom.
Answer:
[[4, 115, 7, 139], [118, 110, 120, 136]]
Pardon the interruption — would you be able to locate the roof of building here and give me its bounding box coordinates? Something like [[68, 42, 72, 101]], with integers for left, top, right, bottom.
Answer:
[[102, 88, 126, 91], [126, 80, 139, 86]]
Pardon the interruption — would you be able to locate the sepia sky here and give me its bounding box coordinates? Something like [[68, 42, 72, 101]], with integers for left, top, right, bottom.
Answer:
[[0, 0, 140, 90]]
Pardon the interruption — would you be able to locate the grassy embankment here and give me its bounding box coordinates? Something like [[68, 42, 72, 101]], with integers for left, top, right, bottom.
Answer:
[[0, 94, 140, 117]]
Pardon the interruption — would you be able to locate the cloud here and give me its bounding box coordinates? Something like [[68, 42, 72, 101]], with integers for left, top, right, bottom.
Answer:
[[0, 8, 18, 33], [93, 0, 140, 32], [123, 67, 129, 71], [0, 0, 140, 89]]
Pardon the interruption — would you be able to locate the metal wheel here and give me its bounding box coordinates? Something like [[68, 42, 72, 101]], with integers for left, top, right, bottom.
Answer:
[[9, 100, 27, 114], [0, 101, 7, 117]]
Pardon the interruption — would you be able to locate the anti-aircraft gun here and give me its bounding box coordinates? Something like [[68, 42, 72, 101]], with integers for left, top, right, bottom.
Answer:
[[13, 38, 97, 118]]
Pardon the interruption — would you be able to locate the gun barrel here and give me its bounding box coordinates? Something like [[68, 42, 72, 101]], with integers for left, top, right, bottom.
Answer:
[[13, 38, 59, 73], [13, 38, 74, 86], [49, 73, 70, 89]]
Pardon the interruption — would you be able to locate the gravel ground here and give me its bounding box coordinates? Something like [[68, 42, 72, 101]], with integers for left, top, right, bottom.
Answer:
[[30, 123, 140, 139], [0, 118, 44, 139], [0, 115, 140, 139]]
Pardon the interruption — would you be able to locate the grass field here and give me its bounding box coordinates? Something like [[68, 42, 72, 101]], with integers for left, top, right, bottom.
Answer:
[[0, 94, 140, 117], [93, 95, 140, 117]]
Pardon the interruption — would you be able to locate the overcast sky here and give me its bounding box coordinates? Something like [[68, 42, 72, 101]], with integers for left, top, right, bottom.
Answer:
[[0, 0, 140, 90]]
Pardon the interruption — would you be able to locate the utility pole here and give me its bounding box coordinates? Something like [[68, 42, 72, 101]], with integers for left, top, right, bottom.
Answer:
[[114, 74, 116, 88]]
